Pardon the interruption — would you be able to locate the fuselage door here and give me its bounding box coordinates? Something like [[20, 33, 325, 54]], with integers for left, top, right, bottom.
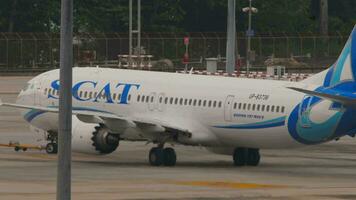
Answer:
[[224, 95, 235, 121], [157, 93, 165, 112], [34, 78, 42, 106], [148, 92, 157, 111]]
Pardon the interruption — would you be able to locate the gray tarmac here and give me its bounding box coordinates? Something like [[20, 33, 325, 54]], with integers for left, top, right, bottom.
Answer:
[[0, 76, 356, 200]]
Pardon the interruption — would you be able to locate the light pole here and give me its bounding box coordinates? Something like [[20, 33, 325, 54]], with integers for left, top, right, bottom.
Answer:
[[226, 0, 236, 75], [242, 0, 258, 75], [57, 0, 73, 199]]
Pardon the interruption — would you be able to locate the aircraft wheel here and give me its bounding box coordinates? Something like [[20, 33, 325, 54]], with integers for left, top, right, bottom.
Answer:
[[46, 143, 58, 154], [233, 148, 247, 166], [163, 148, 176, 166], [22, 148, 28, 152], [246, 148, 260, 166], [14, 146, 20, 152], [149, 147, 163, 166]]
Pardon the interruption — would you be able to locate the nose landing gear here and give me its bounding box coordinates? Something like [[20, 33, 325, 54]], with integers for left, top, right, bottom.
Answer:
[[45, 131, 58, 154], [149, 145, 177, 167]]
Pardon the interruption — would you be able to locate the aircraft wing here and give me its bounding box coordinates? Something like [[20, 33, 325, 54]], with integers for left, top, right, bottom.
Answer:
[[0, 99, 192, 140], [287, 87, 356, 108]]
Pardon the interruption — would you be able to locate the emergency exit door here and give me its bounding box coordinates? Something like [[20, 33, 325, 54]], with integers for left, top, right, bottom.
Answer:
[[224, 95, 235, 121]]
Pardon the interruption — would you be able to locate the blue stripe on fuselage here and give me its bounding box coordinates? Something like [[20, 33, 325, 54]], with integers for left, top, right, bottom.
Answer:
[[213, 116, 286, 129]]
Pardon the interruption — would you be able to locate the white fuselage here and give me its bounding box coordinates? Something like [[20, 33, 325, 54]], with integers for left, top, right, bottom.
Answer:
[[16, 67, 327, 149]]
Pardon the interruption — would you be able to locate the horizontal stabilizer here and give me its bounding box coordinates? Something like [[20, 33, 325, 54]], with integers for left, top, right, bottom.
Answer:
[[287, 87, 356, 108]]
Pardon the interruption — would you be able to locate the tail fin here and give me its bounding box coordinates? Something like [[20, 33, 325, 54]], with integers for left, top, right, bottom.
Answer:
[[303, 25, 356, 88]]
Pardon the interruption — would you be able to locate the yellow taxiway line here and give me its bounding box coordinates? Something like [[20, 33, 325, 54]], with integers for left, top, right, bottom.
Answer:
[[170, 180, 286, 189]]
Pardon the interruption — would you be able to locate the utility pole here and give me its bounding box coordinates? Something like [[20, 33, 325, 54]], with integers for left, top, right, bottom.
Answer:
[[242, 0, 258, 75], [129, 0, 142, 62], [129, 0, 133, 57], [137, 0, 141, 56], [320, 0, 328, 36], [57, 0, 73, 199], [226, 0, 236, 74]]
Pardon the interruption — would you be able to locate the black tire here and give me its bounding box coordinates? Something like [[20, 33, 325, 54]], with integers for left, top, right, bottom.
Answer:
[[246, 149, 260, 166], [46, 143, 58, 154], [22, 148, 27, 152], [233, 148, 247, 166], [149, 147, 163, 166], [163, 148, 177, 166], [14, 146, 20, 152]]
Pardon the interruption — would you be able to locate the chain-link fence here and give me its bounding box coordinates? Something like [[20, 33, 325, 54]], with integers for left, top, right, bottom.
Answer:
[[0, 32, 348, 73]]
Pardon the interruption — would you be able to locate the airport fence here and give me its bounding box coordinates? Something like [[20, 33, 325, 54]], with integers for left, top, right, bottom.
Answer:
[[0, 31, 348, 74]]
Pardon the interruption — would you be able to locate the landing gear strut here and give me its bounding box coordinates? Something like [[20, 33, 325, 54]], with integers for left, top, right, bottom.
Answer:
[[233, 148, 260, 166], [149, 146, 176, 166], [45, 131, 58, 154]]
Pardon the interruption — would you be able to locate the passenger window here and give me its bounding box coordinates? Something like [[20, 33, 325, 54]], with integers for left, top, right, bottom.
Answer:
[[141, 95, 145, 102], [79, 91, 83, 98], [128, 95, 131, 102], [137, 95, 140, 102], [203, 100, 206, 107], [189, 99, 192, 105], [44, 88, 48, 95], [243, 103, 246, 110], [257, 104, 260, 111], [84, 91, 88, 98], [198, 100, 202, 106], [165, 97, 168, 104], [113, 93, 117, 101], [150, 96, 154, 103], [184, 99, 188, 105], [213, 101, 217, 108], [281, 106, 285, 113], [266, 105, 270, 112], [247, 104, 251, 110], [234, 102, 237, 109], [48, 88, 52, 95], [175, 98, 178, 105], [271, 105, 275, 112], [170, 97, 173, 104], [118, 94, 122, 101], [146, 96, 150, 103], [159, 96, 163, 103], [208, 100, 212, 107], [179, 98, 183, 105], [238, 103, 242, 109], [218, 101, 222, 108], [89, 92, 92, 99], [276, 106, 280, 113], [193, 99, 197, 106], [252, 104, 256, 111]]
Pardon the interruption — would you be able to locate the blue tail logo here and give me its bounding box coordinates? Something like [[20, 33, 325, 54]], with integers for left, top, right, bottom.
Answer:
[[288, 26, 356, 145]]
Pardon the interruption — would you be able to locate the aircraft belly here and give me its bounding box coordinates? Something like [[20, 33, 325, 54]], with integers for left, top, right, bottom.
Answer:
[[212, 126, 302, 149]]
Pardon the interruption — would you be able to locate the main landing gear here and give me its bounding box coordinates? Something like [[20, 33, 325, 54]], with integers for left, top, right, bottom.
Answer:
[[233, 148, 260, 166], [149, 145, 177, 167], [45, 131, 58, 154]]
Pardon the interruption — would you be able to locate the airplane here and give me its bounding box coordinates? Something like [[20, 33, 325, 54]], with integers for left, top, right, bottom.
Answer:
[[0, 26, 356, 167]]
